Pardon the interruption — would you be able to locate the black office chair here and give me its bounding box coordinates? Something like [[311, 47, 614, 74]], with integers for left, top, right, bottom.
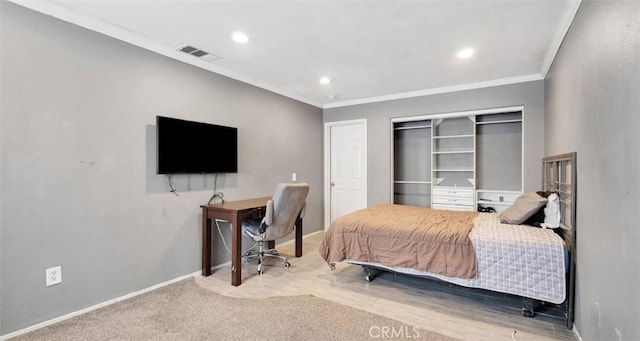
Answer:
[[242, 183, 309, 275]]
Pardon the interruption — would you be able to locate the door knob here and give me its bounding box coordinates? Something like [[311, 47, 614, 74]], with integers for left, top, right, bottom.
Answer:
[[330, 182, 335, 186]]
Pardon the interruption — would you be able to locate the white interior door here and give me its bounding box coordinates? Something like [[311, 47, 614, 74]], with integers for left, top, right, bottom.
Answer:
[[325, 120, 367, 228]]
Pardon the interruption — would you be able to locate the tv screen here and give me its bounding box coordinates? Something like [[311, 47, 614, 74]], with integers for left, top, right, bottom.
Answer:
[[156, 116, 237, 174]]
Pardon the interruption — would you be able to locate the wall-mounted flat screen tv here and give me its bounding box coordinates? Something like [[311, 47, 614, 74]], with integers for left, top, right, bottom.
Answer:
[[156, 116, 237, 174]]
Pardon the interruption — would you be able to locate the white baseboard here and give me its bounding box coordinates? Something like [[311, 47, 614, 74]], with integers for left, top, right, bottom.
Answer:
[[573, 325, 582, 341], [0, 229, 324, 340]]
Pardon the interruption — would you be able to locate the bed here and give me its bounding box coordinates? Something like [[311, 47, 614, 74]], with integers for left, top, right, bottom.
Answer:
[[319, 153, 577, 328]]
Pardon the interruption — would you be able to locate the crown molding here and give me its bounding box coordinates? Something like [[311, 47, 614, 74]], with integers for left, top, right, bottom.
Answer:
[[323, 74, 544, 109], [540, 0, 582, 77]]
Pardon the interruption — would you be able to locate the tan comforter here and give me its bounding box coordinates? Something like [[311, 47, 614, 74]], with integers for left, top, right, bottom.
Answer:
[[319, 205, 479, 279]]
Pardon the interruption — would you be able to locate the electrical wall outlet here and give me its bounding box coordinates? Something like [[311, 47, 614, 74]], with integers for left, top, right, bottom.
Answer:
[[46, 266, 62, 287], [292, 173, 297, 182]]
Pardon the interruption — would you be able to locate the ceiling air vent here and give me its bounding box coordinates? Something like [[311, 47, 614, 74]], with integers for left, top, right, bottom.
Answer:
[[179, 45, 199, 54], [178, 45, 222, 62], [191, 49, 209, 57]]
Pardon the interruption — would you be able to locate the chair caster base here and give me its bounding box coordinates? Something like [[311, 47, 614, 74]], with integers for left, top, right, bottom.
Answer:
[[244, 246, 291, 275]]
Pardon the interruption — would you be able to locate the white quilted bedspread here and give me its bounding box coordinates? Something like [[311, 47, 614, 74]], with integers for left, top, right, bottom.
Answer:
[[349, 212, 567, 304]]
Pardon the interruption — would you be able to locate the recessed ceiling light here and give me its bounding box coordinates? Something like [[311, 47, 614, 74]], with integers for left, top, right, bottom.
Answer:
[[231, 31, 249, 44], [457, 47, 475, 59], [319, 77, 331, 85]]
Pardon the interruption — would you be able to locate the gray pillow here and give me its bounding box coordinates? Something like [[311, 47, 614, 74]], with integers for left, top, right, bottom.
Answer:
[[499, 192, 548, 224]]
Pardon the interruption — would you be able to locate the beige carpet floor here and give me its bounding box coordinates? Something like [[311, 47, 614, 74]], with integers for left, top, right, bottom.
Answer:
[[11, 278, 458, 341]]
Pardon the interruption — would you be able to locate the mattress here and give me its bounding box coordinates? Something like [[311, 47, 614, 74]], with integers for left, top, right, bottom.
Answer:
[[347, 212, 567, 304]]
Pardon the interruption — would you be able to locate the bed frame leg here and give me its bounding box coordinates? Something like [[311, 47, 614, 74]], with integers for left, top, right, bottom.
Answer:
[[521, 298, 543, 317], [363, 266, 381, 282]]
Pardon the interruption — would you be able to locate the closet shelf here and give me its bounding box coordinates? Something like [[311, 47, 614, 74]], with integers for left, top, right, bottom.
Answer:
[[476, 119, 522, 125], [432, 150, 474, 155], [476, 189, 522, 194], [394, 125, 431, 131], [433, 168, 475, 172], [432, 134, 474, 139]]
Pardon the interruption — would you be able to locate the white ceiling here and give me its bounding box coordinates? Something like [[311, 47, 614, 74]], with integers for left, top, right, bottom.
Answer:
[[12, 0, 580, 108]]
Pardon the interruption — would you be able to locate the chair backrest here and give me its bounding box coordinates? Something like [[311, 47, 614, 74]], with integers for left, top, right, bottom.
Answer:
[[263, 183, 309, 241]]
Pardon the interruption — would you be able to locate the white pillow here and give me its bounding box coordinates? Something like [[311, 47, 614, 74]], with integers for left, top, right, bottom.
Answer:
[[541, 193, 561, 229]]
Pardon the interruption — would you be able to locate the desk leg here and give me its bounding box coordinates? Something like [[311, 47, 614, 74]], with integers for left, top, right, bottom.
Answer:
[[295, 218, 303, 257], [231, 214, 242, 286], [202, 208, 212, 276]]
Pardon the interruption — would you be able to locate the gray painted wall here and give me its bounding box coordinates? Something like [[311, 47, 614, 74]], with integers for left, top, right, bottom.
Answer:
[[0, 3, 323, 335], [545, 1, 640, 340], [323, 81, 545, 206]]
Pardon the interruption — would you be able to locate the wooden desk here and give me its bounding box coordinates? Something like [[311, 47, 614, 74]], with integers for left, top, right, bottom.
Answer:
[[201, 197, 303, 286]]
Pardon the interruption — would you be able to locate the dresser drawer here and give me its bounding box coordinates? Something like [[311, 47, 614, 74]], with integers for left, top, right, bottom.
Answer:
[[432, 196, 474, 206], [433, 187, 474, 199]]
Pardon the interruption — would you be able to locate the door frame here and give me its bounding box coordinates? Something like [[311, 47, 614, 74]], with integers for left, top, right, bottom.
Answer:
[[323, 119, 367, 229]]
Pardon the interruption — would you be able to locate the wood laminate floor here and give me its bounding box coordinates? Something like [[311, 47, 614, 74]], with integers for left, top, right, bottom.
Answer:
[[196, 231, 576, 341]]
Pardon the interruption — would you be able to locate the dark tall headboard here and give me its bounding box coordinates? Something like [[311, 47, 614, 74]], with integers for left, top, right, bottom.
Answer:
[[541, 152, 576, 328]]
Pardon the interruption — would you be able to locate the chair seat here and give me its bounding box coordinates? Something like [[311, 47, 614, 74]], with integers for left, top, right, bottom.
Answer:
[[242, 219, 264, 241]]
